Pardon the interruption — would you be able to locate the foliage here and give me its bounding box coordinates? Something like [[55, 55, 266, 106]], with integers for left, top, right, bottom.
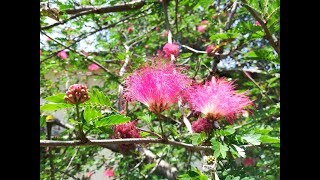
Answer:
[[40, 0, 280, 179]]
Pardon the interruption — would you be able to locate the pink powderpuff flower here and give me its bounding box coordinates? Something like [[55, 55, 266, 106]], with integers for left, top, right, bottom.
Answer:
[[104, 169, 115, 177], [163, 43, 180, 58], [155, 26, 160, 31], [191, 118, 214, 133], [87, 171, 94, 179], [124, 60, 190, 114], [184, 77, 252, 123], [88, 63, 100, 71], [243, 157, 255, 167], [57, 50, 68, 59], [40, 50, 42, 55]]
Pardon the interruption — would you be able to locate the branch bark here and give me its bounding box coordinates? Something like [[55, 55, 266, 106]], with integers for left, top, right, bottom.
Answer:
[[241, 0, 280, 55], [41, 0, 146, 30], [40, 138, 212, 151]]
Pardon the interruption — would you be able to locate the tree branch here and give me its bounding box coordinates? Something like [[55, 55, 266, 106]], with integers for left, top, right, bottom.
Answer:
[[40, 138, 212, 151], [241, 0, 280, 55], [41, 0, 146, 30], [224, 0, 239, 30]]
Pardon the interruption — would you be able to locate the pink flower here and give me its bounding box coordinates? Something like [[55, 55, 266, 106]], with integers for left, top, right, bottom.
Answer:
[[206, 45, 215, 56], [155, 26, 160, 31], [46, 37, 52, 41], [114, 121, 140, 154], [163, 43, 180, 58], [115, 121, 140, 139], [128, 26, 133, 33], [184, 77, 252, 123], [255, 21, 261, 26], [156, 49, 165, 58], [40, 50, 42, 55], [64, 84, 90, 104], [104, 169, 115, 177], [87, 171, 94, 178], [124, 60, 190, 114], [88, 63, 100, 71], [197, 25, 207, 33], [243, 157, 255, 167], [57, 50, 68, 59], [192, 118, 214, 133]]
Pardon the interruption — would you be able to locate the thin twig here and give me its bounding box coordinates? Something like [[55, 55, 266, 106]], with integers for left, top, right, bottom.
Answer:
[[41, 0, 146, 30], [137, 128, 162, 139], [60, 147, 80, 180], [40, 138, 212, 151], [41, 9, 149, 64], [224, 0, 239, 30], [241, 0, 280, 55], [242, 70, 274, 103], [40, 31, 121, 84]]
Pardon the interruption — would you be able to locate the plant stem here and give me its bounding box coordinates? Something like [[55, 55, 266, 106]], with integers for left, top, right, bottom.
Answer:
[[156, 113, 166, 139], [75, 104, 86, 142]]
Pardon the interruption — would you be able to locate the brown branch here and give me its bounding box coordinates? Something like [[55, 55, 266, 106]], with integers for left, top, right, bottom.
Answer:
[[49, 119, 178, 179], [242, 70, 274, 103], [224, 0, 239, 30], [41, 0, 146, 30], [241, 0, 280, 55], [137, 128, 162, 139], [40, 138, 212, 151]]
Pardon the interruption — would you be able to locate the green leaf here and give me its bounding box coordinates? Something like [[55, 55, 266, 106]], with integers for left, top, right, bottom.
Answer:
[[211, 139, 229, 159], [219, 127, 236, 136], [86, 88, 111, 107], [40, 103, 73, 111], [259, 135, 280, 144], [190, 132, 207, 145], [139, 114, 152, 124], [45, 93, 66, 103], [242, 134, 261, 145], [40, 116, 46, 127], [96, 114, 131, 127], [84, 106, 102, 122], [198, 0, 212, 8], [180, 53, 193, 59]]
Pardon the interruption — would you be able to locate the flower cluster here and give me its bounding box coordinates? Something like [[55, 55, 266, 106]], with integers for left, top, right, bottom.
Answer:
[[184, 77, 252, 124], [191, 118, 214, 133], [124, 60, 190, 114], [64, 84, 90, 104], [113, 121, 140, 154]]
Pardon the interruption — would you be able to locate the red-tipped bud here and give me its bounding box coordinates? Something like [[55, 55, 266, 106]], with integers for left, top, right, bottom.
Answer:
[[64, 84, 90, 104], [206, 45, 216, 56]]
